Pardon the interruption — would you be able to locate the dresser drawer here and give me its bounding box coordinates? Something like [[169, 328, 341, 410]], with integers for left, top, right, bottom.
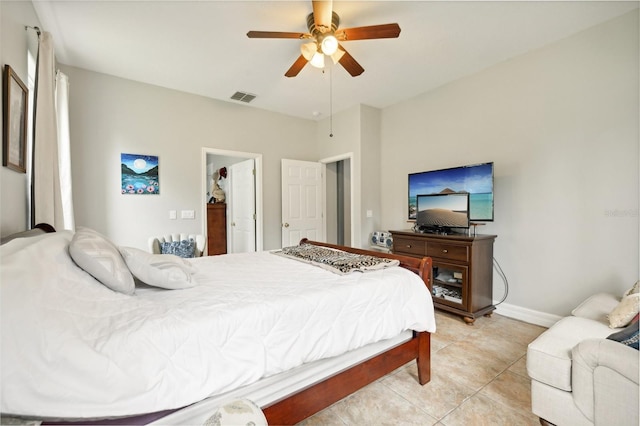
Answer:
[[426, 242, 469, 262], [392, 237, 426, 256]]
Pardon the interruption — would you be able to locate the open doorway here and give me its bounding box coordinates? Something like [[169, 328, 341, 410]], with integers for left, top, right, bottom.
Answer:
[[202, 148, 263, 253], [322, 153, 352, 247]]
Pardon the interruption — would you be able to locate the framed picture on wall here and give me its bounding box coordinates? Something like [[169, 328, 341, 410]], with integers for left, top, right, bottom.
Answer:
[[121, 153, 160, 195], [2, 64, 29, 173]]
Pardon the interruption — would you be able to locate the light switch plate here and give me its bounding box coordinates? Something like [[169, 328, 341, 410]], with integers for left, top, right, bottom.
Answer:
[[181, 210, 195, 219], [169, 210, 177, 220]]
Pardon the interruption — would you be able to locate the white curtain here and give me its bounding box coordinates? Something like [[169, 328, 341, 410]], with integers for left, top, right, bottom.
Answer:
[[55, 70, 75, 230], [32, 31, 74, 230]]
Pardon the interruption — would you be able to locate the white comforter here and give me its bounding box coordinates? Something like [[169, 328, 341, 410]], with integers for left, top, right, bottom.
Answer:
[[1, 231, 435, 419]]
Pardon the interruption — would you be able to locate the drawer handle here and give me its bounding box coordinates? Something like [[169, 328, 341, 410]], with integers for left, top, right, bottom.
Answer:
[[442, 249, 448, 253], [406, 244, 412, 248]]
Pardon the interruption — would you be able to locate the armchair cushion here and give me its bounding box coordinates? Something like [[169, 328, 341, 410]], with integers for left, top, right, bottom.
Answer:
[[572, 292, 620, 324], [527, 316, 613, 391]]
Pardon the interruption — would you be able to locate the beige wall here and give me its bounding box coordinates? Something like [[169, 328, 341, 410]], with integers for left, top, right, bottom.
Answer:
[[359, 105, 382, 249], [1, 4, 637, 319], [60, 65, 316, 250], [315, 105, 379, 249], [315, 105, 363, 246], [0, 1, 40, 236], [379, 11, 639, 316]]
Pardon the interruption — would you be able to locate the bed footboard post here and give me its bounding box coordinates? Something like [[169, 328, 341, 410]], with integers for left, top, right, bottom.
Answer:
[[416, 331, 431, 385]]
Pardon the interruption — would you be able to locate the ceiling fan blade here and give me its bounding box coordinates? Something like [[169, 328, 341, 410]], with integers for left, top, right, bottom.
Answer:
[[335, 23, 401, 41], [285, 55, 308, 78], [247, 31, 309, 39], [312, 0, 333, 32], [337, 45, 364, 77]]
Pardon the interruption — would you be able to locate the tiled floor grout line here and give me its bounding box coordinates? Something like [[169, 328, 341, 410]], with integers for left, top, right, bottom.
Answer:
[[298, 313, 546, 425], [436, 360, 509, 425], [472, 361, 529, 415], [419, 325, 534, 425]]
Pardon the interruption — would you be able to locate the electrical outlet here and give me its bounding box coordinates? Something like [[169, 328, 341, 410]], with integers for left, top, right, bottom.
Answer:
[[169, 210, 177, 220], [181, 210, 195, 219]]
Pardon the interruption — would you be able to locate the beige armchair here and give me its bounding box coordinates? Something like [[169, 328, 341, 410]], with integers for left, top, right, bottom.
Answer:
[[527, 292, 639, 426], [148, 234, 206, 258]]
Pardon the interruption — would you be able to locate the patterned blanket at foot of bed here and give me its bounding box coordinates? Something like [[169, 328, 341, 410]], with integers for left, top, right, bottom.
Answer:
[[273, 243, 399, 275]]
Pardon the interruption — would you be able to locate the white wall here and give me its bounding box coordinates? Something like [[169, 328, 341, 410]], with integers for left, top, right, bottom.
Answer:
[[61, 65, 316, 250], [380, 11, 639, 316], [0, 1, 40, 237]]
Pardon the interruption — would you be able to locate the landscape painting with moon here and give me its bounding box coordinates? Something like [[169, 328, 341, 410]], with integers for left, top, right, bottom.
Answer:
[[121, 153, 159, 195]]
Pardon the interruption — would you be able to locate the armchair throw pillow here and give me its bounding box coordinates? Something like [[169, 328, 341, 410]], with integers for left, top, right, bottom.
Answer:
[[160, 239, 196, 258], [608, 292, 640, 328], [607, 313, 639, 350]]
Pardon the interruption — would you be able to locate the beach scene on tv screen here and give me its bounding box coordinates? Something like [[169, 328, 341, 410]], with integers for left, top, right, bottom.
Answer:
[[409, 163, 493, 221], [417, 194, 469, 228]]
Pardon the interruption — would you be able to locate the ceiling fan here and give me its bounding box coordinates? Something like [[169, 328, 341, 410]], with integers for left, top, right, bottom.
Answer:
[[247, 0, 401, 77]]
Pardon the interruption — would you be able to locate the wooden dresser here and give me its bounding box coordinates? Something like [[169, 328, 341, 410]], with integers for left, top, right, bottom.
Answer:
[[206, 203, 227, 255], [390, 230, 497, 324]]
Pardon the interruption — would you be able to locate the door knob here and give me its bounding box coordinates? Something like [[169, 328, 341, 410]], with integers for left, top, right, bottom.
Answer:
[[283, 223, 290, 228]]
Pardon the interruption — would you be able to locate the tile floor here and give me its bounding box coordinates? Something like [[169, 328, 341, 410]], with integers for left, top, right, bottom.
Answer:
[[298, 310, 547, 426]]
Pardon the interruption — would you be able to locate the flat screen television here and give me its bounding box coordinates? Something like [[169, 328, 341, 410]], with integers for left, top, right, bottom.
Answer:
[[408, 162, 494, 221], [416, 193, 470, 231]]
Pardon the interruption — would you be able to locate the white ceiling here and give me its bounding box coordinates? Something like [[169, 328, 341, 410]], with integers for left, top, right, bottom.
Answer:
[[32, 1, 638, 121]]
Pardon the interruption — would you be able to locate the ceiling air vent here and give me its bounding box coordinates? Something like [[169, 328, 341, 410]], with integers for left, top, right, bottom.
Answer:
[[230, 91, 256, 103]]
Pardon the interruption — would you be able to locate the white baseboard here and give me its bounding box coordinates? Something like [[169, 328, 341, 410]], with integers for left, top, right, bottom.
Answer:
[[494, 302, 562, 328]]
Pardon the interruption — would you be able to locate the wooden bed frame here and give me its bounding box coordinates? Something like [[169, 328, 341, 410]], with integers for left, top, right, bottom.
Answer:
[[29, 235, 433, 426], [261, 239, 433, 425]]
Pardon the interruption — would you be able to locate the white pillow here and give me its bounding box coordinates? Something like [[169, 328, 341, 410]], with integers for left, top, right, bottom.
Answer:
[[119, 246, 197, 290], [68, 227, 135, 295]]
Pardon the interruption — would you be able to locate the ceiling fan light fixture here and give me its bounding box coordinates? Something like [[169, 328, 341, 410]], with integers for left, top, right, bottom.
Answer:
[[301, 42, 317, 61], [320, 35, 338, 55], [310, 51, 325, 68], [330, 49, 345, 64]]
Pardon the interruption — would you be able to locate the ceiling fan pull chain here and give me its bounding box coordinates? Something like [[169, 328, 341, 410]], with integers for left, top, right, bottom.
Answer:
[[329, 71, 334, 137]]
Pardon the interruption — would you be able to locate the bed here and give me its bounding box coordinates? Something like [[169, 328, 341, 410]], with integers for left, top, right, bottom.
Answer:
[[0, 227, 435, 425]]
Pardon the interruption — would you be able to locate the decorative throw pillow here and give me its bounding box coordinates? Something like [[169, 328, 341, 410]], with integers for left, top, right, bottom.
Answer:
[[607, 313, 639, 350], [608, 292, 640, 328], [160, 239, 196, 258], [68, 227, 135, 295], [623, 280, 640, 297], [119, 246, 197, 290]]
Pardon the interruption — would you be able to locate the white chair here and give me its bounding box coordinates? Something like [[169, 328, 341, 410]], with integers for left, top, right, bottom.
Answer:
[[148, 234, 207, 257]]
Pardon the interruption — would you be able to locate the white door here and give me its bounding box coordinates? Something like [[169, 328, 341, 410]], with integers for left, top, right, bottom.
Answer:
[[281, 159, 324, 247], [229, 159, 256, 253]]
